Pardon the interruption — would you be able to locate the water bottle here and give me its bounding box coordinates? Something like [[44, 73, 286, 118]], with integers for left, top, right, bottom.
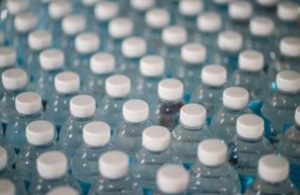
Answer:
[[154, 164, 189, 195], [59, 95, 96, 157], [98, 74, 131, 132], [191, 65, 227, 125], [0, 178, 25, 195], [227, 50, 268, 114], [31, 0, 50, 30], [230, 114, 274, 192], [71, 121, 115, 194], [89, 150, 143, 195], [279, 106, 300, 189], [153, 78, 184, 130], [0, 68, 28, 126], [261, 70, 300, 147], [47, 186, 79, 195], [171, 104, 214, 169], [132, 126, 180, 194], [176, 43, 206, 102], [245, 155, 298, 194], [6, 91, 45, 150], [161, 25, 187, 77], [28, 151, 81, 195], [112, 99, 152, 159], [119, 36, 146, 85], [210, 86, 251, 145]]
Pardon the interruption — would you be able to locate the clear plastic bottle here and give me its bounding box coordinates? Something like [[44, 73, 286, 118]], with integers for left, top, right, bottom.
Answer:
[[71, 121, 115, 194], [171, 104, 214, 169], [191, 65, 227, 125], [189, 139, 241, 194], [132, 126, 180, 194], [245, 155, 299, 194], [261, 70, 300, 147], [47, 186, 79, 195], [230, 114, 274, 192], [59, 95, 96, 157], [6, 91, 46, 150], [112, 99, 152, 159], [89, 150, 143, 195], [210, 87, 251, 145], [28, 151, 81, 195], [98, 75, 131, 132]]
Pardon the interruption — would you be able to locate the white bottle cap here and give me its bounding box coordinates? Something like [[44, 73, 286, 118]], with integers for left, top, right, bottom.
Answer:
[[256, 0, 278, 6], [83, 121, 111, 147], [28, 31, 52, 50], [62, 15, 86, 36], [37, 151, 67, 180], [26, 120, 55, 146], [146, 8, 170, 29], [48, 0, 72, 20], [280, 37, 300, 57], [229, 1, 253, 20], [197, 139, 228, 166], [250, 16, 274, 36], [0, 179, 16, 195], [277, 2, 298, 21], [179, 0, 204, 16], [75, 32, 100, 54], [142, 126, 171, 152], [15, 92, 42, 115], [123, 99, 149, 123], [295, 106, 300, 126], [14, 12, 37, 33], [201, 65, 227, 86], [90, 52, 115, 74], [55, 71, 80, 94], [181, 43, 206, 64], [223, 87, 249, 110], [70, 95, 96, 118], [109, 17, 133, 39], [237, 114, 264, 139], [218, 31, 243, 52], [47, 186, 79, 195], [157, 164, 189, 194], [0, 47, 16, 68], [7, 0, 28, 15], [95, 1, 119, 21], [140, 55, 165, 77], [258, 155, 289, 183], [105, 75, 131, 98], [40, 49, 64, 70], [0, 146, 7, 170], [130, 0, 155, 11], [162, 25, 187, 46], [180, 104, 206, 127], [158, 79, 183, 101], [122, 37, 147, 58], [2, 68, 28, 90], [81, 0, 99, 6], [238, 50, 264, 71], [276, 70, 300, 92], [197, 12, 222, 32], [99, 151, 129, 179]]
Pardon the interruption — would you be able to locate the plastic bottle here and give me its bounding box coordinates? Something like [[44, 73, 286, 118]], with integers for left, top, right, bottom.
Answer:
[[59, 95, 96, 157], [112, 99, 152, 159], [191, 65, 227, 125], [6, 91, 45, 150], [98, 75, 131, 132], [89, 150, 143, 195], [189, 139, 241, 194], [227, 50, 268, 114], [261, 70, 300, 147], [28, 151, 81, 195], [132, 126, 180, 194], [47, 186, 79, 195], [279, 106, 300, 190], [245, 155, 298, 194], [153, 78, 184, 130], [230, 114, 274, 192], [210, 87, 251, 145], [71, 121, 115, 194]]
